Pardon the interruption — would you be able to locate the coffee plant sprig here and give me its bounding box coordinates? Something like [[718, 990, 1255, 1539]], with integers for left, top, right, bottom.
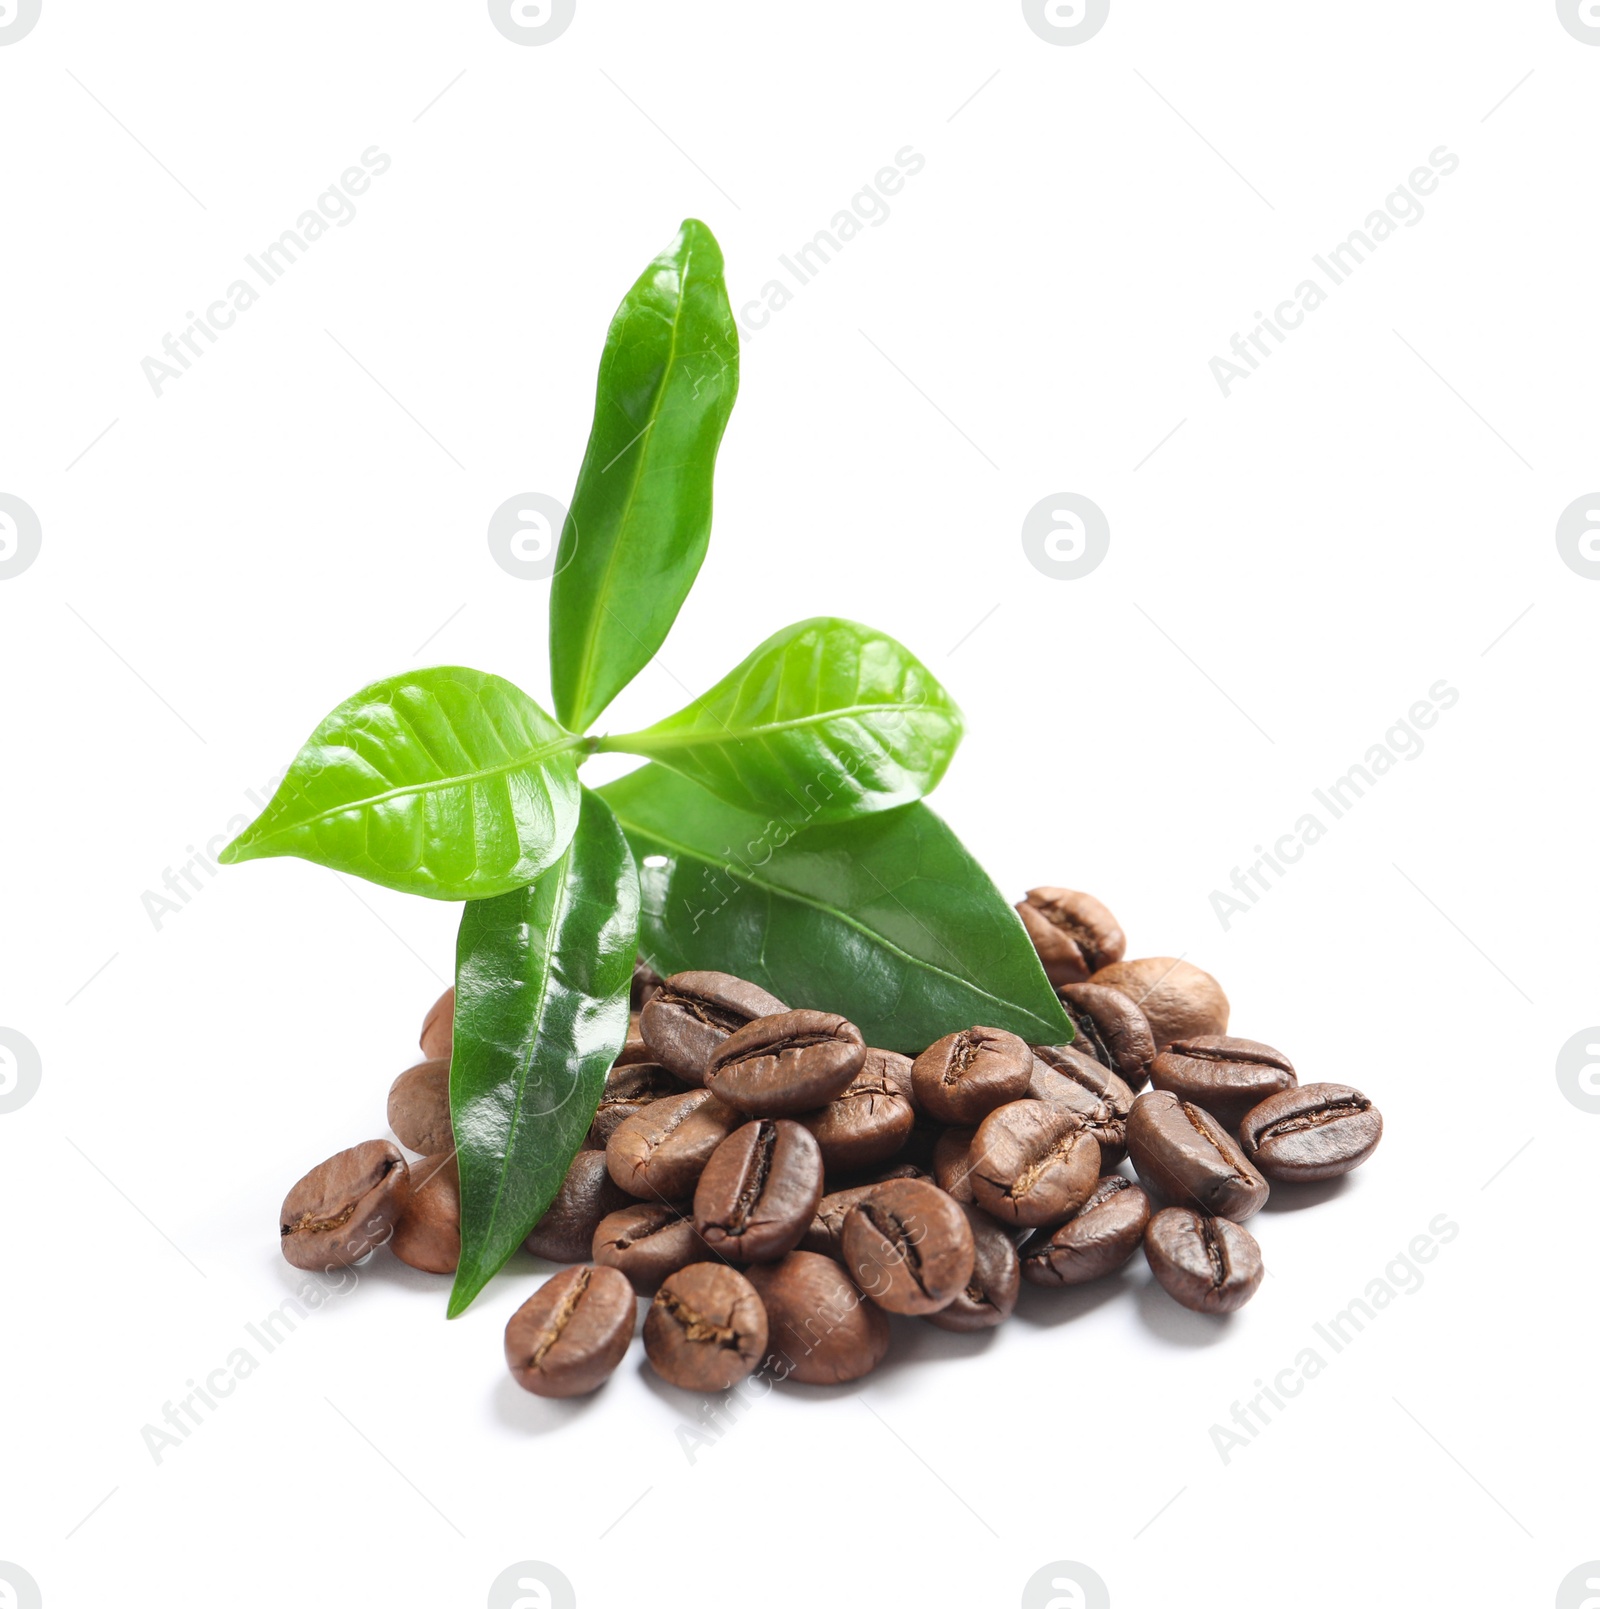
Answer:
[[222, 220, 1069, 1315]]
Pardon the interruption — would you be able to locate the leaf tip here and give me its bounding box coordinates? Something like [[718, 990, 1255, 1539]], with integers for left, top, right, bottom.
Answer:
[[446, 1267, 485, 1319], [216, 832, 252, 866]]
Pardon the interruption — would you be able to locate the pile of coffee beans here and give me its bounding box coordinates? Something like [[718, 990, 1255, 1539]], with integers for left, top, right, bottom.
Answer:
[[277, 884, 1382, 1399]]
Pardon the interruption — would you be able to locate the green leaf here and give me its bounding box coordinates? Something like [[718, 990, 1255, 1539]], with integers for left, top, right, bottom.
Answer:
[[549, 218, 740, 734], [448, 789, 639, 1317], [598, 766, 1070, 1053], [219, 667, 581, 901], [598, 617, 963, 824]]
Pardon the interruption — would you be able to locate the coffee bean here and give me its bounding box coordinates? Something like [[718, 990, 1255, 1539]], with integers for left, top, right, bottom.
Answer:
[[1239, 1083, 1382, 1182], [387, 1059, 452, 1156], [280, 1140, 410, 1271], [640, 971, 789, 1084], [911, 1026, 1033, 1125], [524, 1150, 633, 1263], [419, 986, 454, 1060], [1143, 1207, 1263, 1314], [931, 1126, 977, 1205], [841, 1178, 975, 1315], [1125, 1089, 1268, 1220], [1028, 1044, 1135, 1168], [1015, 887, 1126, 986], [967, 1099, 1101, 1228], [605, 1088, 741, 1201], [392, 1152, 461, 1274], [693, 1119, 824, 1263], [746, 1252, 891, 1384], [644, 1263, 768, 1391], [592, 1203, 713, 1293], [504, 1264, 637, 1398], [1056, 982, 1156, 1091], [1089, 957, 1229, 1050], [704, 1010, 865, 1116], [797, 1049, 916, 1171], [1021, 1176, 1150, 1287], [586, 1061, 690, 1149], [898, 1106, 945, 1171], [631, 956, 664, 1011], [1151, 1035, 1296, 1128], [613, 1013, 654, 1069], [925, 1205, 1020, 1331], [802, 1176, 929, 1259]]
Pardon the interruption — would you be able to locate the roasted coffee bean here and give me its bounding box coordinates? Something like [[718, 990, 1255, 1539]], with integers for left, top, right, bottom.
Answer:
[[926, 1205, 1020, 1332], [841, 1178, 975, 1315], [931, 1127, 977, 1205], [592, 1203, 713, 1293], [631, 956, 664, 1011], [387, 1058, 452, 1156], [746, 1252, 891, 1384], [1056, 982, 1157, 1091], [606, 1088, 741, 1201], [1151, 1035, 1296, 1128], [911, 1026, 1033, 1125], [798, 1049, 916, 1171], [613, 1013, 654, 1069], [693, 1119, 824, 1263], [801, 1173, 927, 1258], [644, 1263, 768, 1391], [1015, 887, 1126, 986], [802, 1184, 881, 1258], [587, 1061, 689, 1149], [1089, 957, 1229, 1050], [419, 986, 454, 1060], [1239, 1083, 1382, 1182], [1143, 1207, 1263, 1314], [898, 1107, 944, 1171], [1029, 1044, 1135, 1168], [280, 1140, 410, 1271], [824, 1160, 930, 1194], [524, 1150, 633, 1263], [392, 1152, 461, 1274], [705, 1010, 865, 1116], [640, 971, 789, 1084], [1021, 1176, 1150, 1287], [504, 1264, 637, 1398], [1125, 1089, 1268, 1221], [967, 1100, 1101, 1228]]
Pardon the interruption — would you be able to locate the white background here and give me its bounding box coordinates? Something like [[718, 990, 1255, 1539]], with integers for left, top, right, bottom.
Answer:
[[2, 3, 1596, 1606]]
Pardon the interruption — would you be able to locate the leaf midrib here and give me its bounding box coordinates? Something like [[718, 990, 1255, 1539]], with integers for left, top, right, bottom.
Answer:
[[613, 810, 1057, 1031], [566, 244, 697, 728], [468, 852, 575, 1293], [614, 698, 951, 753], [248, 735, 573, 844]]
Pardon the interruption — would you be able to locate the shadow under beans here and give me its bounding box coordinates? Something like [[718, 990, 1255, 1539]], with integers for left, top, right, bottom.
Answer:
[[1133, 1278, 1236, 1347], [1010, 1268, 1138, 1329], [491, 1370, 604, 1435], [865, 1314, 1001, 1382], [1259, 1175, 1351, 1214]]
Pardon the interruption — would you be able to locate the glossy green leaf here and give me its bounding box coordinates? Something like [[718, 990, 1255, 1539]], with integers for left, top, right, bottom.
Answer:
[[599, 617, 963, 824], [598, 766, 1071, 1053], [549, 219, 740, 734], [219, 667, 581, 900], [448, 789, 639, 1317]]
